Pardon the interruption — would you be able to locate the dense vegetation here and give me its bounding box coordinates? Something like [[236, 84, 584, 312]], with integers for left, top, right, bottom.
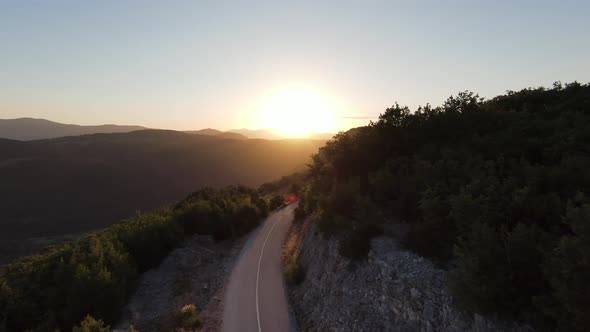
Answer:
[[296, 82, 590, 331], [0, 186, 268, 332], [0, 130, 323, 263]]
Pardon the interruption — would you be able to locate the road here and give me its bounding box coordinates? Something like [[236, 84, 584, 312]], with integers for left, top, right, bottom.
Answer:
[[221, 203, 296, 332]]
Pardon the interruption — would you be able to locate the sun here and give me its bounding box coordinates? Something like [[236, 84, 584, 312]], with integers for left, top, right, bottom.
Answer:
[[257, 87, 337, 137]]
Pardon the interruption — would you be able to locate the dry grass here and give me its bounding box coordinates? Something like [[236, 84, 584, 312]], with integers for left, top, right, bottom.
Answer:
[[282, 221, 302, 265], [282, 214, 317, 285]]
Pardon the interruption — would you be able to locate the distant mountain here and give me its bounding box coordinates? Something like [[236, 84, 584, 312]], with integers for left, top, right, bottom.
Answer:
[[228, 128, 284, 140], [185, 128, 248, 140], [308, 132, 335, 140], [0, 118, 146, 141], [185, 128, 223, 135], [0, 118, 332, 141], [228, 128, 334, 140], [216, 132, 248, 139], [0, 129, 325, 263]]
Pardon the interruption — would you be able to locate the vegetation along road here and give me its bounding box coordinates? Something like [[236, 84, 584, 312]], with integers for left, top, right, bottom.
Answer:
[[221, 203, 297, 332]]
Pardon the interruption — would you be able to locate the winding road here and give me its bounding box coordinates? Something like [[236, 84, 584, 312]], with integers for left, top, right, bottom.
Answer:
[[221, 203, 296, 332]]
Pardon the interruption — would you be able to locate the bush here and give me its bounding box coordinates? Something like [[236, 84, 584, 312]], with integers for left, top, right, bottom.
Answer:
[[401, 219, 456, 264], [338, 223, 382, 259], [72, 315, 110, 332], [174, 200, 220, 236], [285, 252, 305, 285], [317, 212, 351, 236], [294, 203, 307, 222], [269, 195, 284, 210], [251, 194, 269, 217], [113, 211, 183, 272], [176, 304, 201, 330]]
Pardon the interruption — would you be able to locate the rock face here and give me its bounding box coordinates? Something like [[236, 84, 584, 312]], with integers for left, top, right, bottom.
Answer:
[[287, 219, 530, 332]]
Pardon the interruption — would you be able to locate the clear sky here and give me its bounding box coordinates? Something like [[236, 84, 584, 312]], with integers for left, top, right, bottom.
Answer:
[[1, 1, 589, 134]]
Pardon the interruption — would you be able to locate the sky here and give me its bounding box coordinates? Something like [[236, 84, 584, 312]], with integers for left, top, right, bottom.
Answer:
[[1, 1, 589, 134]]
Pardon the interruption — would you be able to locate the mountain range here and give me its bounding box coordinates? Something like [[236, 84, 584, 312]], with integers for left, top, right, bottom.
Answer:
[[184, 128, 248, 140], [0, 118, 334, 141], [0, 127, 326, 263], [0, 118, 146, 141], [227, 128, 334, 140]]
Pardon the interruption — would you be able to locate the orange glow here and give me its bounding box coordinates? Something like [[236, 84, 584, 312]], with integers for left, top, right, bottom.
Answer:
[[256, 86, 339, 137]]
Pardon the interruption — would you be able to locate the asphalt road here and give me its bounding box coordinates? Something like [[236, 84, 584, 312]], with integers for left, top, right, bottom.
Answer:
[[221, 203, 296, 332]]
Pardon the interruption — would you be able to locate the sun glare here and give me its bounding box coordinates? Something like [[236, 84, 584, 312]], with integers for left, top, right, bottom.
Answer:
[[257, 87, 338, 137]]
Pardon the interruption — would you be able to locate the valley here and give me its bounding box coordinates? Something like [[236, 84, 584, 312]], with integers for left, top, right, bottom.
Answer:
[[0, 130, 324, 263]]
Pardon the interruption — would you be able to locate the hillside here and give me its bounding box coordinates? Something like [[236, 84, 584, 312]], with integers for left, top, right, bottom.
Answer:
[[0, 118, 147, 140], [0, 118, 328, 141], [0, 186, 270, 331], [215, 132, 249, 140], [227, 128, 334, 140], [289, 82, 590, 331], [0, 130, 324, 263], [186, 128, 224, 136], [185, 128, 248, 140], [227, 128, 283, 140]]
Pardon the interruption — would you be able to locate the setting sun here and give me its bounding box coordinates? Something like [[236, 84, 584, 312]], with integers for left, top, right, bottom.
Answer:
[[257, 87, 338, 137], [2, 2, 590, 332]]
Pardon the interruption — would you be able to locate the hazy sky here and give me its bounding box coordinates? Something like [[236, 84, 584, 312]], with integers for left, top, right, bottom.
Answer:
[[1, 1, 589, 132]]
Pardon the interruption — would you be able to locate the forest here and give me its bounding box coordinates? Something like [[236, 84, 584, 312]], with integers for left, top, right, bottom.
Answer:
[[295, 82, 590, 331], [0, 186, 270, 331], [2, 82, 589, 332]]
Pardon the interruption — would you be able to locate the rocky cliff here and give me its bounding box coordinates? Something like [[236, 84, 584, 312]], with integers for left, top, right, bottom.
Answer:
[[286, 217, 531, 332]]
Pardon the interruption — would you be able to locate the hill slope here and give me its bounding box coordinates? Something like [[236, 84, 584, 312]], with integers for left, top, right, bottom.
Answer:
[[0, 118, 147, 140], [185, 128, 248, 139], [0, 130, 324, 263], [227, 128, 283, 140], [294, 82, 590, 331]]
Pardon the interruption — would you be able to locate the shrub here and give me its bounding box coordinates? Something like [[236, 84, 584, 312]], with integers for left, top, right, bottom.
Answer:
[[176, 304, 201, 330], [251, 194, 269, 217], [113, 212, 183, 272], [401, 219, 456, 264], [174, 200, 220, 236], [338, 223, 382, 259], [72, 315, 110, 332], [269, 195, 284, 210], [294, 203, 307, 222], [285, 252, 305, 285], [317, 212, 351, 236]]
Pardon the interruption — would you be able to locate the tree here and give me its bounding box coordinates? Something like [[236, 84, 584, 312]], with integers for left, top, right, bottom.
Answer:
[[72, 315, 110, 332], [443, 91, 482, 113]]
